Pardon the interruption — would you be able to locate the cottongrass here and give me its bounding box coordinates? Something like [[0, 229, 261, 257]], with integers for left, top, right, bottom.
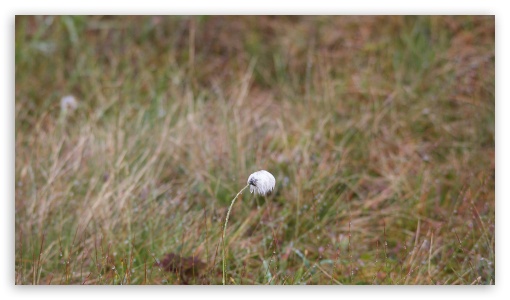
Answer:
[[222, 170, 276, 285], [248, 170, 276, 195], [60, 95, 78, 113]]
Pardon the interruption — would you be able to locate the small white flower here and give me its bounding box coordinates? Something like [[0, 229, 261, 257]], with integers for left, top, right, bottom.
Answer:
[[247, 170, 276, 195], [60, 95, 78, 113]]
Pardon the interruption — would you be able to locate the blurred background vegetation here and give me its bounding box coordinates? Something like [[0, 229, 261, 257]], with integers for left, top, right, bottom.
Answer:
[[15, 16, 494, 285]]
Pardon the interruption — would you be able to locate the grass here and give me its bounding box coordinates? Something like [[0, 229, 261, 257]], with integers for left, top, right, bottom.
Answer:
[[15, 15, 494, 285]]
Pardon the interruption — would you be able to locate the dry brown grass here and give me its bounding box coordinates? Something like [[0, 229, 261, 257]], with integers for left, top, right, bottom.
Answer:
[[15, 15, 494, 284]]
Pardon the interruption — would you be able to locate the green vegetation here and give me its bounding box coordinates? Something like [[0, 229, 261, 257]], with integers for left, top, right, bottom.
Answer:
[[15, 16, 494, 285]]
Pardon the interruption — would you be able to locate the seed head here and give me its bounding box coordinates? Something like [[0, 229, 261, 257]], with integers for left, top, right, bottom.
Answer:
[[247, 170, 276, 195], [60, 95, 78, 113]]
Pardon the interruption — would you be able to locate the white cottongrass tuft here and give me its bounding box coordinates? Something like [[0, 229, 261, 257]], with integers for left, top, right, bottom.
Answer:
[[60, 95, 78, 113], [222, 170, 276, 284], [247, 170, 276, 195]]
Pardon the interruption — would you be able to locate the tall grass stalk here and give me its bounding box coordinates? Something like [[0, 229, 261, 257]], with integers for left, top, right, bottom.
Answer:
[[222, 184, 250, 285]]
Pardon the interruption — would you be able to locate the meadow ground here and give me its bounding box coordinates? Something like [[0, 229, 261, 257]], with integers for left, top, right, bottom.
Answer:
[[15, 16, 494, 285]]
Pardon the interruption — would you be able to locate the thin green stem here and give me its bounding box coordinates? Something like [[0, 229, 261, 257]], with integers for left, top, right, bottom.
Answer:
[[222, 184, 250, 285]]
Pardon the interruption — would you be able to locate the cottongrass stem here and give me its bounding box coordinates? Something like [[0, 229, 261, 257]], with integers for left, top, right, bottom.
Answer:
[[222, 170, 276, 285], [222, 184, 249, 285]]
